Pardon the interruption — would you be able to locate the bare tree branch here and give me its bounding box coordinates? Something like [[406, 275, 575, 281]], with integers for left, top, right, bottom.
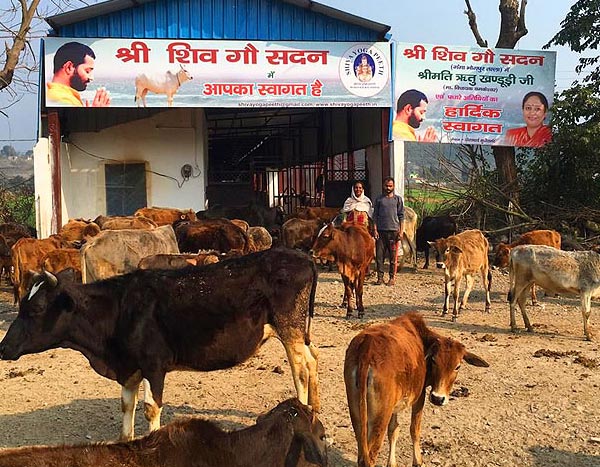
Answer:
[[464, 0, 488, 47], [0, 0, 41, 91]]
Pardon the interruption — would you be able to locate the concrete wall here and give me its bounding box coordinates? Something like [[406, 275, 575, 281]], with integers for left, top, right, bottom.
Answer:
[[55, 108, 207, 224]]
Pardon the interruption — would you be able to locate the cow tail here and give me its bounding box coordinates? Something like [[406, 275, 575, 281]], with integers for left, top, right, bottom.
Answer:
[[487, 269, 492, 292], [304, 259, 318, 346], [507, 254, 514, 302], [356, 346, 371, 466]]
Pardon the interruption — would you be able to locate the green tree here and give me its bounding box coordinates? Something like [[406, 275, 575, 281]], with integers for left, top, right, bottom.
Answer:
[[0, 145, 17, 158], [516, 0, 600, 234]]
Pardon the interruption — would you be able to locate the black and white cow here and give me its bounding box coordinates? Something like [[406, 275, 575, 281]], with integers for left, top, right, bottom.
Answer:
[[0, 247, 320, 440]]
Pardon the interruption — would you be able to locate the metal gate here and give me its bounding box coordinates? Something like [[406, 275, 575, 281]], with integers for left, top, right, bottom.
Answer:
[[270, 150, 369, 215]]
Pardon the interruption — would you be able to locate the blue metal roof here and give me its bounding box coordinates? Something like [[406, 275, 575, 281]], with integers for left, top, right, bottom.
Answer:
[[47, 0, 390, 42]]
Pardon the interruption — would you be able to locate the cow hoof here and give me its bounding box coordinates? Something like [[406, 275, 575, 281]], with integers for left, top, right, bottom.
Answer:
[[357, 312, 364, 319], [346, 312, 353, 319], [451, 315, 458, 322]]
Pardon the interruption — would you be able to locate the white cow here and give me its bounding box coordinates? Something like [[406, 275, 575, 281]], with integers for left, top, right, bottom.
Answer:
[[135, 65, 192, 107], [508, 244, 600, 340]]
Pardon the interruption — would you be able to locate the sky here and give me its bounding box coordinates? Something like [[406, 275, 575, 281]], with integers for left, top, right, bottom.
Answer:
[[0, 0, 581, 151]]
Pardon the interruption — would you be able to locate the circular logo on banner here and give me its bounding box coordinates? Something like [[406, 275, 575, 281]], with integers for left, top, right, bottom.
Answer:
[[339, 44, 389, 97]]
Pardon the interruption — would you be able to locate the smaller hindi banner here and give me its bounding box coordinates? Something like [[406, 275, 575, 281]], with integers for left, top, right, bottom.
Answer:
[[393, 42, 556, 147], [43, 38, 392, 109]]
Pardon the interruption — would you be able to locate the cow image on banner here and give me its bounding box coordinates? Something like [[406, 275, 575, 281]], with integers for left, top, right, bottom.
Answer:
[[392, 42, 556, 147]]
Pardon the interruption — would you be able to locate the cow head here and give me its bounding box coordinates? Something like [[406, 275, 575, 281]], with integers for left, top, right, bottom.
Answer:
[[427, 238, 449, 269], [426, 337, 489, 406], [257, 398, 328, 467], [0, 269, 77, 361], [178, 65, 193, 83], [310, 223, 336, 262], [493, 243, 510, 268]]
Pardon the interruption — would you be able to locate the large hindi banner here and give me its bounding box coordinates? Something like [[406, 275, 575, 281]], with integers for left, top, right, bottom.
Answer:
[[392, 42, 556, 147], [43, 38, 392, 108]]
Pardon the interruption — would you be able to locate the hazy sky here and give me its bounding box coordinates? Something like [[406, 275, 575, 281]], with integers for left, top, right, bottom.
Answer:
[[0, 0, 580, 151]]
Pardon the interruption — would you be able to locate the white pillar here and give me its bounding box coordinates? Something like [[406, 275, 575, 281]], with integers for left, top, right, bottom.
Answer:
[[391, 140, 405, 197]]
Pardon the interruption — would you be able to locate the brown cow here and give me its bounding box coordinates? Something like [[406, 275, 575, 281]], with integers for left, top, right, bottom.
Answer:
[[282, 218, 324, 251], [230, 218, 250, 232], [138, 252, 219, 270], [94, 215, 158, 230], [11, 236, 65, 302], [0, 399, 327, 467], [344, 312, 488, 467], [0, 224, 32, 284], [494, 229, 561, 305], [293, 207, 340, 223], [428, 229, 492, 321], [134, 206, 197, 226], [175, 219, 250, 255], [311, 223, 374, 318], [0, 234, 12, 283], [41, 248, 82, 282], [493, 230, 561, 268], [247, 226, 272, 252], [58, 219, 101, 246]]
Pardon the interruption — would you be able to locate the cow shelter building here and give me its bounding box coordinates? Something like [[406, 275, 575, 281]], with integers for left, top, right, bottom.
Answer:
[[35, 0, 398, 237]]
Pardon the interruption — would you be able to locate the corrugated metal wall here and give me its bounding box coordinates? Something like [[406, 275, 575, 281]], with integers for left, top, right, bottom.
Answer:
[[58, 0, 380, 41]]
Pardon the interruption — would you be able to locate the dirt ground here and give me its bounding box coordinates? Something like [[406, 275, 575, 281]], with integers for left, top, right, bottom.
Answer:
[[0, 258, 599, 467]]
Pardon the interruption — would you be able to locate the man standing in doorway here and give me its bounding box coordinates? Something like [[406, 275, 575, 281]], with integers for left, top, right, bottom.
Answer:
[[372, 177, 404, 286]]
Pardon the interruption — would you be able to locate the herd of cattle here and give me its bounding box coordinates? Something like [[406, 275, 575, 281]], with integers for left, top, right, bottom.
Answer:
[[0, 203, 596, 466]]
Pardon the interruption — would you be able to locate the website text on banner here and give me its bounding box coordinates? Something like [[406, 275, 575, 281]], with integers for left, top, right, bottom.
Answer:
[[392, 43, 556, 148], [43, 38, 393, 109]]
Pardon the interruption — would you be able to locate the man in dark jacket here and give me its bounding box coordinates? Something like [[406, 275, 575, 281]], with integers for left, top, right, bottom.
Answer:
[[372, 177, 404, 286]]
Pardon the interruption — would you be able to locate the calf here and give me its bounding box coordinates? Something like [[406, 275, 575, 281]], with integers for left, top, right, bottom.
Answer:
[[0, 398, 327, 467], [509, 244, 600, 340], [135, 65, 193, 107], [344, 312, 488, 467], [311, 223, 374, 318], [494, 229, 561, 305], [0, 247, 320, 440], [416, 215, 457, 269], [428, 229, 492, 321]]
